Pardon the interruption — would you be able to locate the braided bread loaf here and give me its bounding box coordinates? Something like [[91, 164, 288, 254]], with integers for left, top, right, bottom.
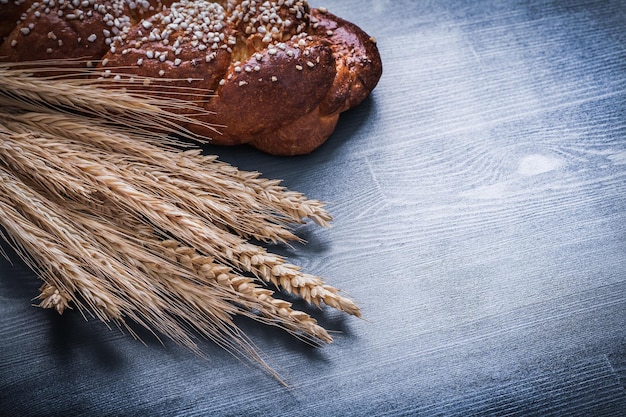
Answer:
[[0, 0, 382, 155]]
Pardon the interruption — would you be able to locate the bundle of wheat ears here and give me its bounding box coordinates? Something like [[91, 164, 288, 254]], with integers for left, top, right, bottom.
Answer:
[[0, 62, 360, 383]]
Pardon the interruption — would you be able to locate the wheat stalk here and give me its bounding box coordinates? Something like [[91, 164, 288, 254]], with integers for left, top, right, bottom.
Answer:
[[0, 112, 303, 243], [0, 127, 360, 316], [0, 172, 284, 379], [0, 66, 360, 384], [0, 63, 217, 142]]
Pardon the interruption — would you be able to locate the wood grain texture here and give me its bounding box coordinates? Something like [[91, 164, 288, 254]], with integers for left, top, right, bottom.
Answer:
[[1, 0, 625, 415]]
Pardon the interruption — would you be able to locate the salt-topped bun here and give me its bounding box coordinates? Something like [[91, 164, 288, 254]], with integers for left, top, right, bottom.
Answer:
[[0, 0, 382, 155]]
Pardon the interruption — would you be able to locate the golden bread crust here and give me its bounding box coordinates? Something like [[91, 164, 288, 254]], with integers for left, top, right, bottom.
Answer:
[[0, 0, 382, 155]]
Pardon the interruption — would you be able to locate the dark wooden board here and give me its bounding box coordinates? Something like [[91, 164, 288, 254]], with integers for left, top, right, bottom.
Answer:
[[1, 0, 625, 415]]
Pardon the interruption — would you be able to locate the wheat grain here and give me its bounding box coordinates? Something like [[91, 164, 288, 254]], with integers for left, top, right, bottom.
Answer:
[[0, 65, 217, 141], [158, 241, 333, 343], [62, 195, 332, 344], [0, 67, 361, 383], [0, 126, 359, 316], [1, 111, 324, 241], [0, 168, 122, 322]]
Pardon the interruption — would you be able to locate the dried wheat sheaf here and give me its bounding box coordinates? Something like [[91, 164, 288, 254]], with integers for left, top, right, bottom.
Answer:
[[0, 63, 360, 384]]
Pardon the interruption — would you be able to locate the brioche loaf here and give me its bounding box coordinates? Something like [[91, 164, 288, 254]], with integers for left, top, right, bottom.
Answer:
[[0, 0, 382, 155]]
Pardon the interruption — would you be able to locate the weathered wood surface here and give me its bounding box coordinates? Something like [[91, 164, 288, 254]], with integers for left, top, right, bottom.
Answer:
[[1, 0, 625, 415]]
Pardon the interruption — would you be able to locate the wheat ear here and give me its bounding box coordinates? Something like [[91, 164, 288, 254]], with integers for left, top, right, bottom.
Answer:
[[0, 65, 217, 141], [0, 124, 360, 316], [0, 66, 362, 384]]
